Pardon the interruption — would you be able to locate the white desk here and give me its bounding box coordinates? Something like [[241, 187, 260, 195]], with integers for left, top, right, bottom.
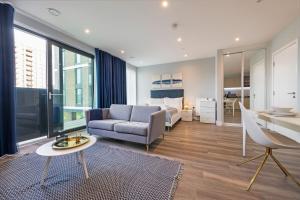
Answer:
[[242, 112, 300, 156]]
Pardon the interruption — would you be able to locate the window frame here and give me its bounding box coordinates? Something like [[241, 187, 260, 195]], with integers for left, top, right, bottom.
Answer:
[[14, 25, 95, 133]]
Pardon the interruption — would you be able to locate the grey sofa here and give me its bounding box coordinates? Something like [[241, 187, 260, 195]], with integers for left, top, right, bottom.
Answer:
[[85, 104, 166, 151]]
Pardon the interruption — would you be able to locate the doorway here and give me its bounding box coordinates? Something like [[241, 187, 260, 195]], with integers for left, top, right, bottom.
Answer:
[[14, 27, 94, 143], [272, 40, 298, 110], [223, 49, 266, 125], [48, 42, 94, 137]]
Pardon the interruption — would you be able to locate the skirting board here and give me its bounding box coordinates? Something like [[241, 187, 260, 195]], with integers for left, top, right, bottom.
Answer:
[[216, 121, 223, 126]]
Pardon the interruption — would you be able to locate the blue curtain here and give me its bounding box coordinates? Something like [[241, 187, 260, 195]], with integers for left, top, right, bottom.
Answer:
[[95, 48, 127, 108], [0, 3, 17, 156]]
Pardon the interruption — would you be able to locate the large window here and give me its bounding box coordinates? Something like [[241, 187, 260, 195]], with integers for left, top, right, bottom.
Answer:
[[14, 27, 94, 142], [62, 50, 93, 130], [14, 28, 48, 142]]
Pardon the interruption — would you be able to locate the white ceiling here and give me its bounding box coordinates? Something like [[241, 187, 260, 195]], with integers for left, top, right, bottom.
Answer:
[[10, 0, 300, 67]]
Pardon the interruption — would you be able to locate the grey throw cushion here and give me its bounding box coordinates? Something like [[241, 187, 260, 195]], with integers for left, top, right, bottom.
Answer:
[[88, 119, 126, 131], [130, 106, 161, 123], [109, 104, 133, 120], [114, 122, 149, 136]]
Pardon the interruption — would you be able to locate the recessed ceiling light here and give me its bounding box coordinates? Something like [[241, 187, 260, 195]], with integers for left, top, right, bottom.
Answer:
[[184, 54, 188, 57], [225, 54, 230, 57], [161, 1, 169, 8], [48, 8, 61, 16], [177, 37, 182, 42], [84, 29, 90, 34], [235, 37, 240, 42], [120, 50, 125, 54]]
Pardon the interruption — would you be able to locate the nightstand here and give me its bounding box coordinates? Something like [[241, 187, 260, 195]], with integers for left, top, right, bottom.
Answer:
[[181, 109, 193, 121]]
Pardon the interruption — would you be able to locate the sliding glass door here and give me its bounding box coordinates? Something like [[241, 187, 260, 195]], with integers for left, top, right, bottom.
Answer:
[[14, 27, 94, 142], [48, 41, 94, 137], [223, 49, 266, 125]]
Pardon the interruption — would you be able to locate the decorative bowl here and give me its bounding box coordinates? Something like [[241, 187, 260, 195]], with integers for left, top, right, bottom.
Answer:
[[52, 136, 89, 150]]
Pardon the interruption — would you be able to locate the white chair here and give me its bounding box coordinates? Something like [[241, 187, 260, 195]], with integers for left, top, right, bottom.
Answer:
[[238, 102, 300, 191], [224, 98, 237, 117]]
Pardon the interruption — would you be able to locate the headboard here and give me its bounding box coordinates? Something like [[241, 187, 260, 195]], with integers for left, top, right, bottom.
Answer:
[[151, 89, 184, 98]]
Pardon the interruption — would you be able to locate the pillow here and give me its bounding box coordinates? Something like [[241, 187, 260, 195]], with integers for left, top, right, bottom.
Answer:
[[148, 98, 164, 106], [164, 97, 183, 110]]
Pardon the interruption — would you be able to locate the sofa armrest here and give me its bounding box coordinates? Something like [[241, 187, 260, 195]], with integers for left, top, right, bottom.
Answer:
[[147, 110, 166, 144], [85, 108, 110, 125]]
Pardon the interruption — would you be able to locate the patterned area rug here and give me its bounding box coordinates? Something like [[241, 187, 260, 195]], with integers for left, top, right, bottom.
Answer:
[[0, 142, 182, 200]]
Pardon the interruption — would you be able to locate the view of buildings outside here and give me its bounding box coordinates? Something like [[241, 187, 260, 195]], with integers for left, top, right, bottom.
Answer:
[[15, 29, 46, 88], [62, 49, 93, 128], [14, 28, 48, 142], [15, 28, 93, 133]]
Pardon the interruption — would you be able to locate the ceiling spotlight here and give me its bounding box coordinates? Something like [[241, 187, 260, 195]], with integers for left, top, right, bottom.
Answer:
[[235, 37, 240, 42], [225, 54, 230, 57], [84, 29, 90, 34], [177, 37, 182, 42], [48, 8, 61, 16], [120, 50, 125, 54], [184, 54, 188, 57], [161, 1, 169, 8]]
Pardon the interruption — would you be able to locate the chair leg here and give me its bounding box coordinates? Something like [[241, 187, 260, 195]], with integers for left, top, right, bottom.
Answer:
[[146, 144, 149, 152], [270, 154, 300, 187], [247, 150, 269, 191], [162, 133, 165, 140], [237, 153, 265, 166]]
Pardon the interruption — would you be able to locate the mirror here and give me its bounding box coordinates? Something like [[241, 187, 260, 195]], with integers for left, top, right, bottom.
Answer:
[[223, 49, 266, 124]]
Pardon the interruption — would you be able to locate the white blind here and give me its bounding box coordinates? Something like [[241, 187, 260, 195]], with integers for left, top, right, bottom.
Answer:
[[126, 65, 137, 105]]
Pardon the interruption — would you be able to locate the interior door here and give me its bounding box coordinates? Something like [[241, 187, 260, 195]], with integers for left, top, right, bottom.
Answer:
[[250, 59, 265, 111], [272, 41, 298, 110], [48, 42, 64, 137]]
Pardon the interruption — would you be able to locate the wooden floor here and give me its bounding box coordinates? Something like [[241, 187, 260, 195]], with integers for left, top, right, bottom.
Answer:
[[5, 121, 300, 200], [224, 109, 242, 124]]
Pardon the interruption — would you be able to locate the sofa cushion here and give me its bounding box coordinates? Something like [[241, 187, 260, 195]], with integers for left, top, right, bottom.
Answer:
[[114, 122, 149, 136], [109, 104, 133, 121], [130, 106, 161, 123], [88, 119, 126, 131]]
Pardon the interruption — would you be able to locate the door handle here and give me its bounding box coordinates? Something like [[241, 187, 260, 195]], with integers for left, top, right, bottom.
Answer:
[[287, 92, 296, 99], [48, 92, 63, 100]]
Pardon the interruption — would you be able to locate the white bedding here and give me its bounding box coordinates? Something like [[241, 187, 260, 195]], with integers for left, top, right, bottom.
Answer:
[[147, 97, 183, 127]]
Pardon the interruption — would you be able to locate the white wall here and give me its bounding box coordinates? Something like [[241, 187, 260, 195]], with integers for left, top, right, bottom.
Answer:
[[137, 57, 215, 107], [266, 16, 300, 110]]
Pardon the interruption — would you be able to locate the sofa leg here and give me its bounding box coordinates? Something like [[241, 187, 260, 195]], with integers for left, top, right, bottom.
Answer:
[[146, 144, 149, 152]]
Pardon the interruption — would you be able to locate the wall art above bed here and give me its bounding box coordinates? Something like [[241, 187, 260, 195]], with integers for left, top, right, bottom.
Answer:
[[152, 73, 183, 89]]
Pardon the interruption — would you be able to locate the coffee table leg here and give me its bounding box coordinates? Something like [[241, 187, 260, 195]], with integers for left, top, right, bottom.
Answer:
[[41, 157, 52, 186], [79, 151, 89, 179]]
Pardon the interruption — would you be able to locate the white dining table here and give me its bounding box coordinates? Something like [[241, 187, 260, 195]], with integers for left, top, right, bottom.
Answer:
[[242, 112, 300, 156]]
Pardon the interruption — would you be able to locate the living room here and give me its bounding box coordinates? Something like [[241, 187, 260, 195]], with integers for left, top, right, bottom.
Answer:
[[0, 0, 300, 199]]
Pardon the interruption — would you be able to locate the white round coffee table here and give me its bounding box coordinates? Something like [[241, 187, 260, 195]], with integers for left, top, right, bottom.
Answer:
[[36, 135, 97, 186]]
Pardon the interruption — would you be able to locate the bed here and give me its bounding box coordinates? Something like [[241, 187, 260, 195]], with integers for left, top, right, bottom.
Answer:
[[149, 89, 184, 130]]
